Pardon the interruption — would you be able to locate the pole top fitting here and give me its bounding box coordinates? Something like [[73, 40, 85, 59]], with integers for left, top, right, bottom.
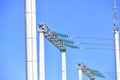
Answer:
[[38, 24, 47, 33], [60, 49, 66, 52]]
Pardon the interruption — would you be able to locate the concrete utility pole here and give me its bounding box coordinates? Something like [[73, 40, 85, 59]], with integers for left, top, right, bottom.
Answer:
[[114, 28, 120, 80], [62, 51, 67, 80], [25, 0, 38, 80], [78, 64, 82, 80], [113, 0, 120, 80], [38, 26, 45, 80]]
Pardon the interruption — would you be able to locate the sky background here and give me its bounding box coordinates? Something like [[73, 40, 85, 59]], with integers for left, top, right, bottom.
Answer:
[[0, 0, 120, 80]]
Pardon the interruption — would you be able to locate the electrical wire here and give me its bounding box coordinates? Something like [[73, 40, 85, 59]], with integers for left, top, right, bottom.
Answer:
[[102, 72, 120, 77], [74, 42, 114, 46], [85, 48, 114, 51], [79, 47, 115, 51], [69, 36, 113, 40]]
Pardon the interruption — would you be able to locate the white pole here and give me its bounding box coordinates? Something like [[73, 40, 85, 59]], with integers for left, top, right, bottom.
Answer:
[[25, 0, 38, 80], [62, 51, 67, 80], [114, 29, 120, 80], [113, 0, 120, 80], [39, 30, 45, 80], [78, 64, 82, 80]]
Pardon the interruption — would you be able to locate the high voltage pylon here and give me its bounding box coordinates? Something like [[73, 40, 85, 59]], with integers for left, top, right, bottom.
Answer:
[[38, 24, 67, 80], [78, 63, 95, 80], [78, 63, 105, 80]]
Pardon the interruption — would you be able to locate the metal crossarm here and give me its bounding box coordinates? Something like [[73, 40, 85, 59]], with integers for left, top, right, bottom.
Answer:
[[78, 63, 95, 80], [38, 24, 66, 52]]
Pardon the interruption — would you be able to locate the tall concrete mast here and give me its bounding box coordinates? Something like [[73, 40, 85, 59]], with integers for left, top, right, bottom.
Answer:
[[38, 25, 45, 80], [113, 0, 120, 80], [78, 64, 82, 80], [61, 51, 67, 80], [25, 0, 38, 80]]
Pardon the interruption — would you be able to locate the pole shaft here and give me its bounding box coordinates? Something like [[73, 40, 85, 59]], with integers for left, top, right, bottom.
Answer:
[[78, 67, 82, 80], [25, 0, 38, 80], [114, 30, 120, 80], [62, 51, 67, 80], [39, 31, 45, 80]]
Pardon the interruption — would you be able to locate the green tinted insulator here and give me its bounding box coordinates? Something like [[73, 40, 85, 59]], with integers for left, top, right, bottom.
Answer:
[[89, 68, 105, 78], [59, 38, 74, 44], [89, 69, 100, 73], [94, 73, 105, 78], [64, 43, 79, 49], [52, 31, 69, 38]]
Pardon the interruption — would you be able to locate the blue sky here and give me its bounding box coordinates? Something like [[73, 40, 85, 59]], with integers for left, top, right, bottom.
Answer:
[[0, 0, 120, 80]]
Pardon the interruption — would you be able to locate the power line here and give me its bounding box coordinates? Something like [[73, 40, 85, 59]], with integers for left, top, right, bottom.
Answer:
[[79, 47, 114, 51], [69, 36, 113, 40], [75, 42, 114, 46]]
